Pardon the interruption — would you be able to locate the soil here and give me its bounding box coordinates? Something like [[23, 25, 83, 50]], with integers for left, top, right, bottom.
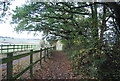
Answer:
[[33, 51, 76, 79]]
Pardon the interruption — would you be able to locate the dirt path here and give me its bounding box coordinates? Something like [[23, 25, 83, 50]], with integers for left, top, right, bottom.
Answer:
[[33, 51, 76, 79]]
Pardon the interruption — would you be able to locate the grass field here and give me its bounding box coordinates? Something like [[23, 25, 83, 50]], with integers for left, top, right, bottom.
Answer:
[[0, 36, 44, 54], [0, 37, 47, 79], [0, 44, 40, 54], [0, 36, 41, 45]]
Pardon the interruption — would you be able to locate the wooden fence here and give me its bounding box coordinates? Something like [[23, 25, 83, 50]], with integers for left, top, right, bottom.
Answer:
[[0, 45, 55, 80], [0, 44, 39, 54]]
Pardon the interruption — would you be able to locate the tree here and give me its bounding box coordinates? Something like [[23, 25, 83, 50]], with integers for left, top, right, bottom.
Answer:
[[0, 0, 12, 22], [12, 2, 120, 79]]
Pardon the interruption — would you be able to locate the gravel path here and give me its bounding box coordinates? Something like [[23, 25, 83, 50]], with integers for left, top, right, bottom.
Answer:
[[33, 51, 76, 79]]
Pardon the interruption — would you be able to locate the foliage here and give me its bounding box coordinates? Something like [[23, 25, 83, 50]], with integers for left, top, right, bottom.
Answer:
[[11, 2, 120, 80], [0, 0, 13, 22]]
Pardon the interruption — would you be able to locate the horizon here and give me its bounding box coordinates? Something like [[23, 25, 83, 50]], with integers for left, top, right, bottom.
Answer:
[[0, 36, 41, 40]]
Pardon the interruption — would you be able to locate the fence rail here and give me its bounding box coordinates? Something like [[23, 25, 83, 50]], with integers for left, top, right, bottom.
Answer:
[[0, 44, 40, 54], [0, 44, 55, 80]]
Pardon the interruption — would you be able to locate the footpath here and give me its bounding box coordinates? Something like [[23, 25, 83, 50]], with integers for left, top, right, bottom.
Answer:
[[33, 51, 76, 79]]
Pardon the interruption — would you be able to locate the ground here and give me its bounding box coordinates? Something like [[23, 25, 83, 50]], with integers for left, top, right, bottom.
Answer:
[[33, 51, 76, 79]]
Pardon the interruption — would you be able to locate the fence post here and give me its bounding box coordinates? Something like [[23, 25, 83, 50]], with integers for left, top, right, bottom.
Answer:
[[21, 45, 22, 51], [7, 45, 9, 53], [43, 48, 46, 62], [50, 47, 52, 57], [26, 45, 30, 50], [13, 44, 15, 52], [31, 45, 32, 49], [47, 48, 50, 59], [30, 49, 33, 79], [48, 48, 50, 58], [46, 48, 48, 59], [1, 44, 2, 54], [24, 45, 25, 51], [40, 48, 42, 68], [27, 45, 28, 50], [7, 52, 13, 79], [53, 46, 56, 50], [17, 45, 19, 51], [45, 48, 48, 60]]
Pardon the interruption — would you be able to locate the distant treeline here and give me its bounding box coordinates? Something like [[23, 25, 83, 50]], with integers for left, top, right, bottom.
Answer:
[[0, 36, 42, 45], [0, 36, 40, 40]]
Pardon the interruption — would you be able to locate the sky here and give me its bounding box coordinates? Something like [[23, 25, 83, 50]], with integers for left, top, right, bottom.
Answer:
[[0, 0, 43, 39]]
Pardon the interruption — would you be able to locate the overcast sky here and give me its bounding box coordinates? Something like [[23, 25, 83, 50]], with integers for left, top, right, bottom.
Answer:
[[0, 0, 43, 39]]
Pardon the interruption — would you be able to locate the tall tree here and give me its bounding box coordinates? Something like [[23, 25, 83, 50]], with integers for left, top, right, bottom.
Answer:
[[11, 2, 120, 79]]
